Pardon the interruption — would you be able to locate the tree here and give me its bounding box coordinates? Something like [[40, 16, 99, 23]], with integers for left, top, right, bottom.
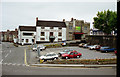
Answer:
[[93, 10, 117, 34]]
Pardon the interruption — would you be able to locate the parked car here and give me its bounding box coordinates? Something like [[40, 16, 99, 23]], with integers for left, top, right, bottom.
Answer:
[[39, 52, 58, 61], [100, 47, 116, 53], [32, 44, 37, 51], [89, 45, 100, 50], [58, 49, 74, 56], [61, 51, 82, 59], [83, 44, 91, 48], [114, 50, 117, 55], [37, 45, 46, 51], [78, 43, 85, 47]]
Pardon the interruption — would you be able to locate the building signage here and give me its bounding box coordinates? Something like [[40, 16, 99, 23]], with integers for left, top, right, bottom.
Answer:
[[41, 29, 62, 32]]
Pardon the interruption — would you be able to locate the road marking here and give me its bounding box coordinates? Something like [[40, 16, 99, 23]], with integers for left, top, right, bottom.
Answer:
[[24, 49, 29, 66], [0, 59, 3, 63], [12, 63, 16, 65], [5, 54, 9, 58], [10, 50, 11, 53]]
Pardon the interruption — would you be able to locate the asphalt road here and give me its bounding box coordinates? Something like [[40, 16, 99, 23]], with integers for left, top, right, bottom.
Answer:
[[1, 42, 117, 75]]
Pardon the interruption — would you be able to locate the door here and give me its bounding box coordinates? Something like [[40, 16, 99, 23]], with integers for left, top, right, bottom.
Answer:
[[69, 52, 74, 58]]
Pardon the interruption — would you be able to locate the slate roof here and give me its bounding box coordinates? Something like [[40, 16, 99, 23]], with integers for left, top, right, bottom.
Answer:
[[19, 26, 36, 31], [36, 20, 66, 27]]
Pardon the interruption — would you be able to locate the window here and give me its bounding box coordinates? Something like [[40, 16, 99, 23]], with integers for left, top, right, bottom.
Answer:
[[40, 38, 45, 40], [22, 39, 24, 42], [23, 33, 33, 36], [84, 26, 87, 30], [41, 32, 44, 36], [50, 32, 53, 36], [74, 52, 78, 54], [26, 39, 28, 43], [69, 32, 72, 34], [58, 32, 62, 36], [50, 27, 53, 29], [70, 52, 74, 55], [32, 39, 34, 42], [59, 27, 62, 29], [69, 26, 72, 29], [41, 27, 44, 29]]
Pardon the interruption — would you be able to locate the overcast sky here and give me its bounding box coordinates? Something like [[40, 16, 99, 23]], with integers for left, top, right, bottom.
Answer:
[[1, 0, 117, 31]]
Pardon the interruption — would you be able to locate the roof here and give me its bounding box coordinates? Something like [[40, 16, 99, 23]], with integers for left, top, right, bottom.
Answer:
[[19, 26, 36, 31], [36, 20, 66, 27]]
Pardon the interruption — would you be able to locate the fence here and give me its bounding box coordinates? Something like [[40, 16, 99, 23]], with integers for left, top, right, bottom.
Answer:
[[86, 35, 117, 48]]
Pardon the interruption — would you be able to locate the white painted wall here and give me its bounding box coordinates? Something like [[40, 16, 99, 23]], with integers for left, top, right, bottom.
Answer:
[[18, 30, 36, 44], [36, 26, 66, 42]]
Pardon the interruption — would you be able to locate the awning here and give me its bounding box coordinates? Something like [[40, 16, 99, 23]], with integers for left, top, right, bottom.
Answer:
[[74, 32, 84, 34]]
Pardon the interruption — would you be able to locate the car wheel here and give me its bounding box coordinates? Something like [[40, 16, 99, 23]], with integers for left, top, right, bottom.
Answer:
[[65, 57, 68, 59], [77, 56, 80, 58], [105, 51, 108, 53], [54, 57, 57, 60]]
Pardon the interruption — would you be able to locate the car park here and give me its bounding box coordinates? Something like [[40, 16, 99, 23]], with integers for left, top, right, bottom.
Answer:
[[39, 52, 58, 61], [100, 47, 116, 53], [58, 49, 74, 56], [61, 51, 82, 59]]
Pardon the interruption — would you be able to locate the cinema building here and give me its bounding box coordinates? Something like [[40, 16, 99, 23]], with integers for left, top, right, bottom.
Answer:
[[36, 17, 66, 43]]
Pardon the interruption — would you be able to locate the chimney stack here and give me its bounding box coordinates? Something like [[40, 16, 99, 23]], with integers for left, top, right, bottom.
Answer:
[[63, 19, 65, 22], [71, 17, 74, 21], [36, 17, 38, 22]]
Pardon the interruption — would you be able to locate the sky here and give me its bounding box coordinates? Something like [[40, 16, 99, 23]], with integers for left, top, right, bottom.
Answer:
[[1, 0, 117, 31]]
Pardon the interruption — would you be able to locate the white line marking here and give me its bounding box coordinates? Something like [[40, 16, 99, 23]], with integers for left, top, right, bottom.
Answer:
[[10, 50, 11, 53], [5, 54, 9, 58], [0, 59, 3, 63], [8, 63, 12, 65], [12, 63, 16, 65], [17, 64, 21, 66], [4, 63, 7, 65]]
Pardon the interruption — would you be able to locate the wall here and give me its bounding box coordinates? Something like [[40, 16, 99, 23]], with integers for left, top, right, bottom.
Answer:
[[86, 35, 117, 48]]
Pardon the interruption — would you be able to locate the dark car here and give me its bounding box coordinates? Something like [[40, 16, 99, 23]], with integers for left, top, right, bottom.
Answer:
[[61, 51, 82, 59], [100, 47, 116, 53]]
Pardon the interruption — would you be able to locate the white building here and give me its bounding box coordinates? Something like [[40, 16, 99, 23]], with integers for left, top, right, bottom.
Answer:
[[18, 26, 36, 45], [36, 17, 66, 43]]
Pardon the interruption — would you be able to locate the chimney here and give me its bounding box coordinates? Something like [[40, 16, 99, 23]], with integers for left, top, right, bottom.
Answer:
[[63, 19, 65, 22], [71, 17, 74, 21], [36, 17, 38, 22]]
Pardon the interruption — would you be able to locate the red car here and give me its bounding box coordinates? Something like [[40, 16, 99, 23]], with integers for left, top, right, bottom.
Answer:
[[114, 50, 117, 55], [61, 51, 82, 59]]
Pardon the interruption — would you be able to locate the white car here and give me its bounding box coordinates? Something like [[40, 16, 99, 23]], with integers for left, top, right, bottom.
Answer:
[[32, 44, 37, 51], [89, 45, 100, 50], [37, 45, 46, 50], [39, 52, 58, 61]]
